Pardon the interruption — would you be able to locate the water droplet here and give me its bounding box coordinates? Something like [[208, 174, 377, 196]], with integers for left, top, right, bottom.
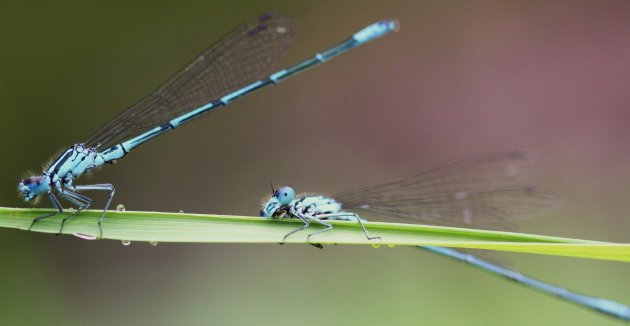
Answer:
[[179, 210, 184, 214], [276, 26, 287, 34], [116, 204, 126, 212], [121, 240, 131, 246], [72, 233, 97, 240], [387, 243, 396, 248], [371, 244, 381, 249], [149, 241, 158, 247]]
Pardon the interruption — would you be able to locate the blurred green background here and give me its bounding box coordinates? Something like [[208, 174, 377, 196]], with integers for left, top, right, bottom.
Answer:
[[1, 0, 630, 325]]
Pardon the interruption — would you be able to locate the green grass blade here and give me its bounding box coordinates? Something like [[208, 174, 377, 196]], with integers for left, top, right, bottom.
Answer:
[[2, 207, 629, 262]]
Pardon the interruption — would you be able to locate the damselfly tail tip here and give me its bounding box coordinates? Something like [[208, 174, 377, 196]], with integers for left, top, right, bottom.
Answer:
[[373, 18, 400, 35], [383, 19, 400, 33], [353, 18, 400, 43]]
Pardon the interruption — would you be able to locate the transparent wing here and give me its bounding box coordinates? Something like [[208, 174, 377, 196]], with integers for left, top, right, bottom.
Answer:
[[336, 150, 560, 230], [85, 12, 296, 148]]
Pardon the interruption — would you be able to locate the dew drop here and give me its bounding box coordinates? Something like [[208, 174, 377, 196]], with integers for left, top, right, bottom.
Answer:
[[121, 240, 131, 246], [276, 26, 287, 34], [179, 210, 184, 214], [72, 233, 97, 240], [387, 243, 396, 248], [371, 244, 381, 249], [149, 241, 158, 247], [116, 204, 126, 212]]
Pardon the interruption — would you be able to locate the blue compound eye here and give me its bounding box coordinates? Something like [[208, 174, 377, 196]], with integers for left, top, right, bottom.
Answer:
[[274, 186, 295, 205]]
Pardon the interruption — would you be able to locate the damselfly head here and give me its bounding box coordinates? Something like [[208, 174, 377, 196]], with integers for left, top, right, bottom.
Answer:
[[17, 175, 49, 202], [260, 186, 295, 217], [274, 186, 295, 205]]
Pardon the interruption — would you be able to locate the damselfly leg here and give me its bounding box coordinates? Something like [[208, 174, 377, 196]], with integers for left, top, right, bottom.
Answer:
[[27, 192, 63, 231]]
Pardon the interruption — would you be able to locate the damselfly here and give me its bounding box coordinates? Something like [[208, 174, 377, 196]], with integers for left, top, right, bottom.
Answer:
[[260, 150, 557, 242], [259, 150, 630, 321], [18, 13, 398, 237]]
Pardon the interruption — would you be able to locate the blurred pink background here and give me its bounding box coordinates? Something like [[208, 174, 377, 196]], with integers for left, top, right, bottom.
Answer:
[[1, 1, 630, 324]]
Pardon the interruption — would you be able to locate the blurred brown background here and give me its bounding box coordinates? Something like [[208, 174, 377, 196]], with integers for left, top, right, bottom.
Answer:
[[1, 0, 629, 324]]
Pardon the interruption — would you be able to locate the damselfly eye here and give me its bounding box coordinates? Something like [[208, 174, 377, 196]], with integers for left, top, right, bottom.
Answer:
[[274, 186, 295, 205]]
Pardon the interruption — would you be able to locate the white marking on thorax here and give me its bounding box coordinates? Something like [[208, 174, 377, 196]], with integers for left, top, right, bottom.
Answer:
[[291, 196, 342, 217]]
